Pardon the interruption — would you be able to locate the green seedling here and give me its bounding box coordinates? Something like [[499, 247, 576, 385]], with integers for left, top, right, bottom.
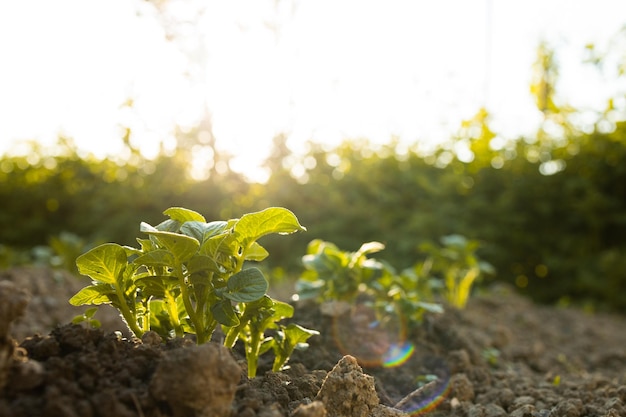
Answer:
[[269, 323, 319, 372], [71, 307, 101, 329], [482, 347, 500, 367], [419, 234, 495, 309], [48, 231, 89, 274], [223, 295, 319, 377], [375, 265, 444, 324], [70, 206, 315, 377], [297, 239, 442, 329], [297, 239, 387, 302]]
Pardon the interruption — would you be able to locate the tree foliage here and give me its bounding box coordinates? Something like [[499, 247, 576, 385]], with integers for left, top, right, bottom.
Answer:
[[2, 39, 626, 311]]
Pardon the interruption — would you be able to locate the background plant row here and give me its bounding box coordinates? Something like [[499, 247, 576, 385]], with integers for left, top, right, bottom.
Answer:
[[2, 116, 626, 312]]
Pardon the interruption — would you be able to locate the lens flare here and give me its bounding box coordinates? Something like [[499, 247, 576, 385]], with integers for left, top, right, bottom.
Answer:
[[382, 342, 415, 368], [331, 303, 414, 367], [394, 359, 451, 416]]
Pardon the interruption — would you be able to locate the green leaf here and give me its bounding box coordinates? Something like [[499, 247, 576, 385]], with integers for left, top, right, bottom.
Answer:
[[136, 238, 155, 252], [413, 301, 445, 314], [234, 207, 306, 248], [293, 280, 324, 300], [259, 337, 275, 356], [84, 307, 99, 319], [272, 300, 295, 320], [302, 250, 343, 275], [135, 275, 179, 298], [154, 219, 181, 233], [212, 299, 240, 327], [163, 207, 206, 223], [122, 245, 142, 257], [142, 230, 200, 264], [284, 323, 319, 345], [244, 242, 269, 262], [69, 284, 115, 306], [71, 315, 86, 324], [147, 299, 174, 336], [76, 243, 127, 285], [356, 241, 385, 256], [200, 233, 239, 269], [181, 221, 228, 243], [200, 233, 241, 259], [133, 249, 176, 267], [140, 222, 159, 234], [222, 268, 268, 302], [187, 254, 222, 275]]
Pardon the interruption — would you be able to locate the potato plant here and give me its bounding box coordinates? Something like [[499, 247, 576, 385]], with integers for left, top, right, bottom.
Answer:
[[70, 206, 317, 377], [418, 234, 495, 308], [296, 239, 442, 327]]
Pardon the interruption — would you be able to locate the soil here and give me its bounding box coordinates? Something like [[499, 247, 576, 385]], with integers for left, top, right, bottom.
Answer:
[[1, 266, 626, 417]]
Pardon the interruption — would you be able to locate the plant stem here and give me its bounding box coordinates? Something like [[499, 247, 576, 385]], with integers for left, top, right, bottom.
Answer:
[[176, 263, 205, 343], [115, 285, 143, 338], [247, 332, 261, 378], [165, 291, 183, 338]]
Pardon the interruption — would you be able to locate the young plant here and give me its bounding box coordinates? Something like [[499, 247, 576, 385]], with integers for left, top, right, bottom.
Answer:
[[374, 265, 444, 325], [296, 239, 442, 328], [296, 239, 387, 302], [71, 307, 101, 329], [418, 234, 495, 309], [70, 206, 314, 377], [223, 295, 318, 377]]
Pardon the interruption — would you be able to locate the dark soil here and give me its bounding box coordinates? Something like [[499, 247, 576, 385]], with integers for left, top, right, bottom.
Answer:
[[1, 266, 626, 417]]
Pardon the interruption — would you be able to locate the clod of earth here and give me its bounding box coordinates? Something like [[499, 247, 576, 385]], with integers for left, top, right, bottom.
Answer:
[[0, 281, 29, 392], [150, 342, 242, 417], [315, 355, 406, 417]]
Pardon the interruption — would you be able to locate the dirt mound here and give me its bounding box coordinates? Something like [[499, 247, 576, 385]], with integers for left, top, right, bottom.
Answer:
[[1, 267, 625, 417]]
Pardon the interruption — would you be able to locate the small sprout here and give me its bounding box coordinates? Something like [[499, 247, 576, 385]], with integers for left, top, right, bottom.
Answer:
[[418, 234, 495, 309], [71, 307, 101, 329], [482, 348, 500, 367]]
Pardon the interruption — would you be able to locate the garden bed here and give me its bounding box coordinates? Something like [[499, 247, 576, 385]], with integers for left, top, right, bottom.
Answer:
[[1, 267, 625, 417]]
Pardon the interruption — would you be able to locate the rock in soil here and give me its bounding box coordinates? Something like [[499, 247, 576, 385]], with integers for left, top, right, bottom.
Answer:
[[315, 355, 380, 417], [150, 342, 242, 417]]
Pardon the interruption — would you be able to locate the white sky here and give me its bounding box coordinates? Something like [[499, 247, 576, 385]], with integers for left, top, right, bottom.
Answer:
[[1, 0, 625, 181]]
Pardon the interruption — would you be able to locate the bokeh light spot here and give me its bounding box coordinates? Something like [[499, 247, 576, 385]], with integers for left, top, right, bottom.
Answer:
[[382, 343, 415, 368], [331, 303, 414, 368]]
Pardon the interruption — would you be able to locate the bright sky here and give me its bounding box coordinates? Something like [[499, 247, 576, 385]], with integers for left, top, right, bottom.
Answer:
[[1, 0, 625, 181]]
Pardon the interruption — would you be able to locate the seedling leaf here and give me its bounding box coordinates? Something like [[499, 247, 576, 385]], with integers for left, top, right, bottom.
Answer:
[[69, 284, 115, 306], [212, 299, 240, 327], [284, 323, 320, 346], [143, 230, 200, 263], [181, 221, 228, 243], [234, 207, 306, 248], [187, 254, 222, 275], [222, 268, 268, 302], [244, 242, 269, 261], [135, 275, 179, 298], [133, 249, 176, 267], [163, 207, 206, 223], [76, 243, 127, 285], [356, 241, 386, 256], [272, 300, 295, 320]]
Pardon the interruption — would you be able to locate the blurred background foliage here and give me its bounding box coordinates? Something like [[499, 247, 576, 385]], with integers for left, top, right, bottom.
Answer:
[[2, 35, 626, 312]]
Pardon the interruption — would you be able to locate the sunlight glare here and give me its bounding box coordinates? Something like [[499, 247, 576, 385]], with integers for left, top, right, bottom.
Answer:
[[2, 0, 626, 182]]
